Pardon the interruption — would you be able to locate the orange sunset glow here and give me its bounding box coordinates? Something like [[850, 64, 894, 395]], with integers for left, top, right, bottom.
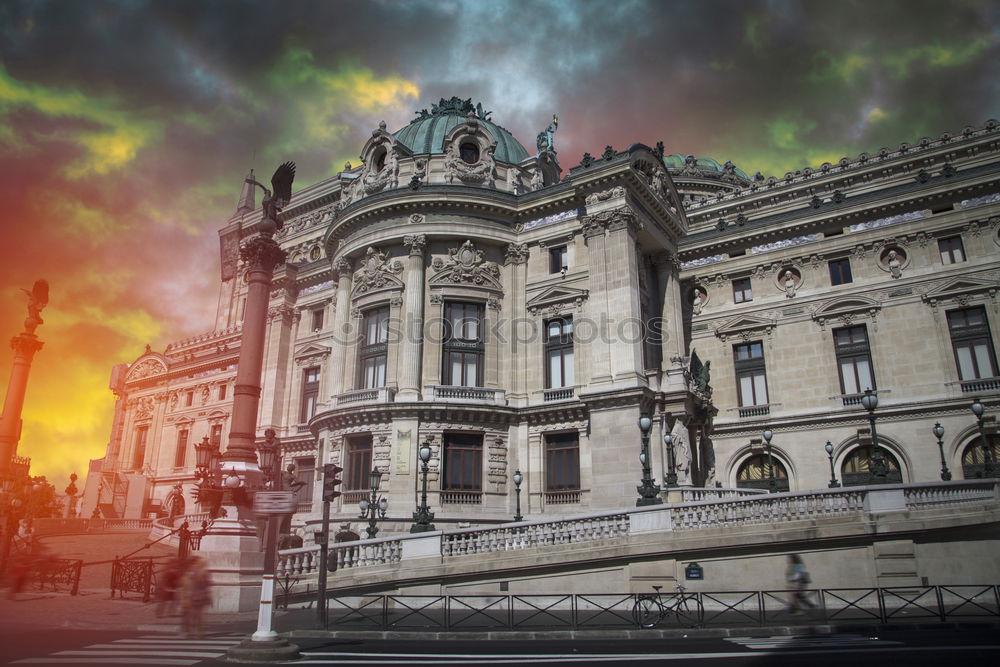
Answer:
[[1, 0, 997, 492]]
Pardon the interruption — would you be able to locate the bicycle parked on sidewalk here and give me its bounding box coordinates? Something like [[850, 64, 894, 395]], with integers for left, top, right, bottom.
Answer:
[[632, 584, 700, 628]]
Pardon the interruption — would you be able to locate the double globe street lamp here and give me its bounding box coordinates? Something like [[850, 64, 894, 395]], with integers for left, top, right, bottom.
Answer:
[[970, 398, 996, 478], [636, 414, 662, 506], [824, 441, 840, 488], [512, 469, 524, 522], [932, 422, 952, 481], [359, 468, 388, 539], [410, 442, 436, 533], [762, 428, 778, 493], [860, 389, 890, 484]]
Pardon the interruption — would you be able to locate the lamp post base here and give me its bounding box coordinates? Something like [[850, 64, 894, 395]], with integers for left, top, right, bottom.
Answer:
[[226, 638, 300, 663]]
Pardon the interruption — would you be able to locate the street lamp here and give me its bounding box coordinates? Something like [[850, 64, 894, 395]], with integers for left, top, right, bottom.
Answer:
[[512, 470, 524, 522], [860, 389, 889, 483], [636, 414, 662, 506], [663, 431, 678, 488], [410, 442, 436, 533], [762, 428, 777, 493], [932, 422, 952, 481], [359, 468, 388, 539], [970, 398, 995, 478], [825, 441, 840, 488], [256, 434, 280, 490]]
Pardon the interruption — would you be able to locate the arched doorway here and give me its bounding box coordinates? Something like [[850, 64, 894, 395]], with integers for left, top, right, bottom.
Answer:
[[736, 454, 789, 492], [961, 434, 1000, 479], [841, 445, 902, 486]]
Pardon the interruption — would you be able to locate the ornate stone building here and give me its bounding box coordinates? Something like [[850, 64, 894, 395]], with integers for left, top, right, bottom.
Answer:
[[80, 98, 1000, 537]]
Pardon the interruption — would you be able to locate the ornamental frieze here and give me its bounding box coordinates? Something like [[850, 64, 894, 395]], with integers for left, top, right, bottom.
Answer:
[[126, 356, 168, 382], [351, 246, 404, 297], [429, 240, 502, 291], [584, 186, 625, 206]]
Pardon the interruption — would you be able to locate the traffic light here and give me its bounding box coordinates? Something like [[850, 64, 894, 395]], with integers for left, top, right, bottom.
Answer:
[[322, 463, 343, 501]]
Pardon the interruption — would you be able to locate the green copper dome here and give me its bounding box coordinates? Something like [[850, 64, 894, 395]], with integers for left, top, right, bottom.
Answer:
[[394, 97, 530, 164]]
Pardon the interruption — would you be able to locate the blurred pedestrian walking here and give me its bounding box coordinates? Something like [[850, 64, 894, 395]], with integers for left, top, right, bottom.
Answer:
[[179, 556, 212, 637], [785, 553, 816, 615], [155, 557, 183, 617]]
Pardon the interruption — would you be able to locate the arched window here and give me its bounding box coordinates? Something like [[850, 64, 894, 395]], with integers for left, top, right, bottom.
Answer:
[[841, 445, 902, 486], [460, 142, 480, 164], [736, 454, 789, 491], [961, 434, 1000, 479]]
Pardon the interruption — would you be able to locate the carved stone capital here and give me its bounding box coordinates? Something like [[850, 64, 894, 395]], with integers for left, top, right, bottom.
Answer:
[[403, 234, 427, 256], [10, 333, 44, 358], [504, 242, 529, 265], [267, 304, 296, 325], [333, 257, 352, 279], [239, 235, 287, 273]]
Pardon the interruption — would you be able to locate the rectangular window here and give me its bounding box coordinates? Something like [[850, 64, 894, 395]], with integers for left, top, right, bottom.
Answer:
[[939, 236, 966, 264], [174, 429, 189, 468], [947, 307, 998, 381], [132, 425, 149, 470], [834, 325, 875, 394], [300, 366, 320, 422], [294, 457, 315, 506], [218, 384, 227, 401], [311, 308, 324, 332], [544, 317, 574, 388], [828, 258, 853, 286], [345, 435, 373, 490], [210, 423, 223, 450], [358, 306, 389, 389], [734, 341, 768, 406], [545, 432, 580, 492], [733, 278, 753, 304], [443, 302, 484, 386], [443, 433, 482, 492], [185, 391, 194, 407], [549, 246, 568, 274]]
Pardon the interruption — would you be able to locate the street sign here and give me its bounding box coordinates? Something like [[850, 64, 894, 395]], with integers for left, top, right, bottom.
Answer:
[[685, 562, 704, 580], [254, 491, 296, 514]]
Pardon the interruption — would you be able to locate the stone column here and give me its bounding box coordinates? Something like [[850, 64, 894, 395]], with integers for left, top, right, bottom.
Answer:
[[0, 329, 44, 476], [224, 234, 287, 472], [504, 243, 528, 405], [328, 257, 353, 398], [582, 215, 613, 386], [397, 234, 426, 401], [604, 210, 645, 384], [654, 251, 687, 392]]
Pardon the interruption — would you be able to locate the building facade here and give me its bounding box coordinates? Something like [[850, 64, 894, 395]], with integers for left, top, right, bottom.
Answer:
[[80, 98, 1000, 537]]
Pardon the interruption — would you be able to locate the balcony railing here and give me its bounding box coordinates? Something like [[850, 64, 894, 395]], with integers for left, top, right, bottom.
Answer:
[[334, 386, 395, 407], [545, 490, 581, 505], [428, 386, 506, 405], [959, 376, 1000, 393], [440, 490, 483, 505], [543, 387, 575, 402], [735, 403, 771, 418]]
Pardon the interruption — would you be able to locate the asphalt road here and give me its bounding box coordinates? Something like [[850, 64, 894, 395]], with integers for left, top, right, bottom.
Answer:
[[0, 626, 997, 666]]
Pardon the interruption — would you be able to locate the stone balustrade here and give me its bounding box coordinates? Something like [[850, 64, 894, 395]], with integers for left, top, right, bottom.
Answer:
[[679, 487, 767, 502], [276, 479, 999, 579]]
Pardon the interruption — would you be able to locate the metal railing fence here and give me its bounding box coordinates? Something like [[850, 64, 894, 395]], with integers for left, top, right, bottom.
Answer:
[[307, 585, 999, 631]]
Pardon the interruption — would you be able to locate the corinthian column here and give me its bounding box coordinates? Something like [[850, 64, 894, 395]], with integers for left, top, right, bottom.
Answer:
[[654, 251, 687, 392], [0, 279, 47, 477], [328, 257, 354, 398], [397, 234, 426, 401], [224, 235, 287, 472]]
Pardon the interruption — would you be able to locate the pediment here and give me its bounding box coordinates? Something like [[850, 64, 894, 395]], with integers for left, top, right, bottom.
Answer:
[[714, 315, 776, 341], [526, 285, 590, 315], [126, 354, 169, 382], [921, 277, 999, 305], [295, 343, 331, 361], [811, 296, 881, 320], [428, 240, 504, 293]]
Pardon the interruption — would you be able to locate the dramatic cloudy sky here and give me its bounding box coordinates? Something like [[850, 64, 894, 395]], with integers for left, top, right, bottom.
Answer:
[[1, 0, 998, 486]]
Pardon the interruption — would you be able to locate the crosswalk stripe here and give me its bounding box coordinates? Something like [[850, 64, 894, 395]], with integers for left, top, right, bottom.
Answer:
[[725, 634, 901, 650], [50, 650, 226, 658], [13, 659, 199, 665]]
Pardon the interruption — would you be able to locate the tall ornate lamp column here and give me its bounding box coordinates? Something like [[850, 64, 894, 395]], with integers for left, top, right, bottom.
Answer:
[[410, 442, 436, 533], [512, 470, 524, 522], [932, 422, 952, 481], [825, 441, 840, 488], [359, 468, 388, 539], [970, 398, 995, 478], [861, 389, 889, 483], [0, 280, 47, 479], [636, 414, 663, 506], [663, 432, 678, 488], [762, 429, 777, 493]]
